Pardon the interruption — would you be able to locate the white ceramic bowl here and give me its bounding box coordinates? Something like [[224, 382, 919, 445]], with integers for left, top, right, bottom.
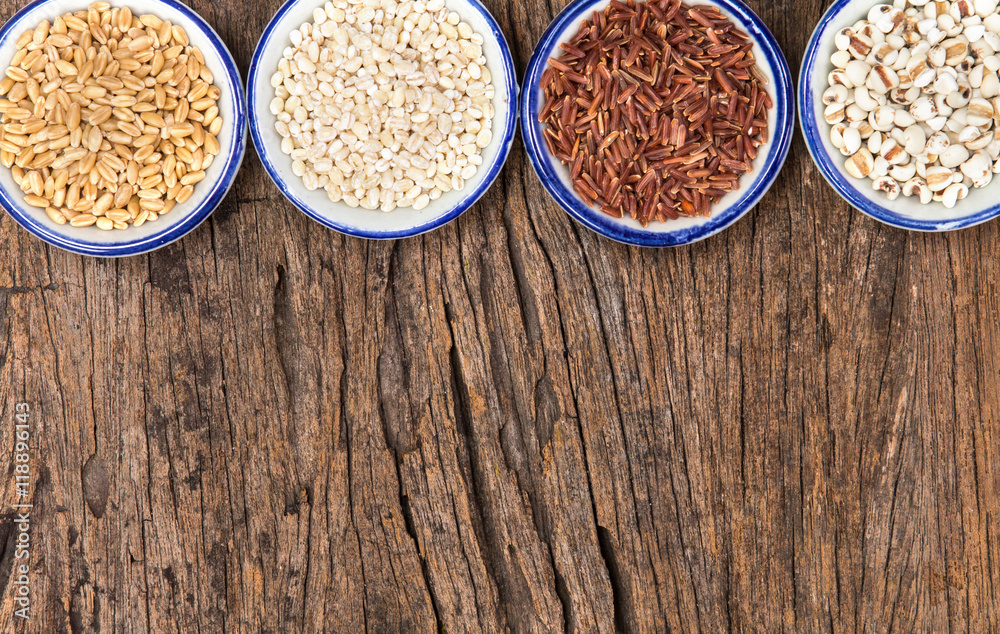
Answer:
[[0, 0, 247, 256], [248, 0, 518, 239], [801, 0, 1000, 231], [521, 0, 794, 247]]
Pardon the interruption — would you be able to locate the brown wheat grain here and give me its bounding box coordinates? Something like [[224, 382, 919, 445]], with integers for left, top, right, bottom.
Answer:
[[0, 2, 224, 230]]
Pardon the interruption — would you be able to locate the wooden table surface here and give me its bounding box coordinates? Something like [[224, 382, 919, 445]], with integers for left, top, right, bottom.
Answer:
[[1, 0, 998, 631]]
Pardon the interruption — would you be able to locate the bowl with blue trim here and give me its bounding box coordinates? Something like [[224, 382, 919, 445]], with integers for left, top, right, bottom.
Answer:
[[0, 0, 247, 257], [800, 0, 1000, 232], [248, 0, 518, 240], [521, 0, 794, 248]]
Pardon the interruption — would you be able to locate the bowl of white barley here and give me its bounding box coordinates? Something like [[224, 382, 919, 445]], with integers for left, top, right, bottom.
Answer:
[[0, 0, 247, 256], [248, 0, 518, 239]]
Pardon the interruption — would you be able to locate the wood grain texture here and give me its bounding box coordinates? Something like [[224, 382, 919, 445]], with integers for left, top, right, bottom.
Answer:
[[1, 0, 998, 631]]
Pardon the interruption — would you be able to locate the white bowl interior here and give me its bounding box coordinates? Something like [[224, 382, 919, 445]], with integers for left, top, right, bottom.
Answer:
[[808, 0, 997, 222], [250, 0, 515, 236], [0, 0, 243, 247], [533, 0, 782, 234]]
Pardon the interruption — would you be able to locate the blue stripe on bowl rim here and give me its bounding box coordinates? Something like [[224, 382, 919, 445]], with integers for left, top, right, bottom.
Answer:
[[800, 0, 1000, 232], [0, 0, 248, 257], [520, 0, 794, 248], [247, 0, 519, 240]]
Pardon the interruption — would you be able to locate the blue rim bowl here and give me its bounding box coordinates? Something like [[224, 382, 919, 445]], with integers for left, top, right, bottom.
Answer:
[[247, 0, 518, 240], [520, 0, 794, 248], [0, 0, 247, 257], [800, 0, 1000, 232]]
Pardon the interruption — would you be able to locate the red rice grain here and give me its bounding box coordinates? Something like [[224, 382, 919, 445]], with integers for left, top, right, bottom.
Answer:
[[539, 0, 773, 225]]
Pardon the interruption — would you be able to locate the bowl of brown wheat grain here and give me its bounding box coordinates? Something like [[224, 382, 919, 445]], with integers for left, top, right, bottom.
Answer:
[[0, 0, 246, 256]]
